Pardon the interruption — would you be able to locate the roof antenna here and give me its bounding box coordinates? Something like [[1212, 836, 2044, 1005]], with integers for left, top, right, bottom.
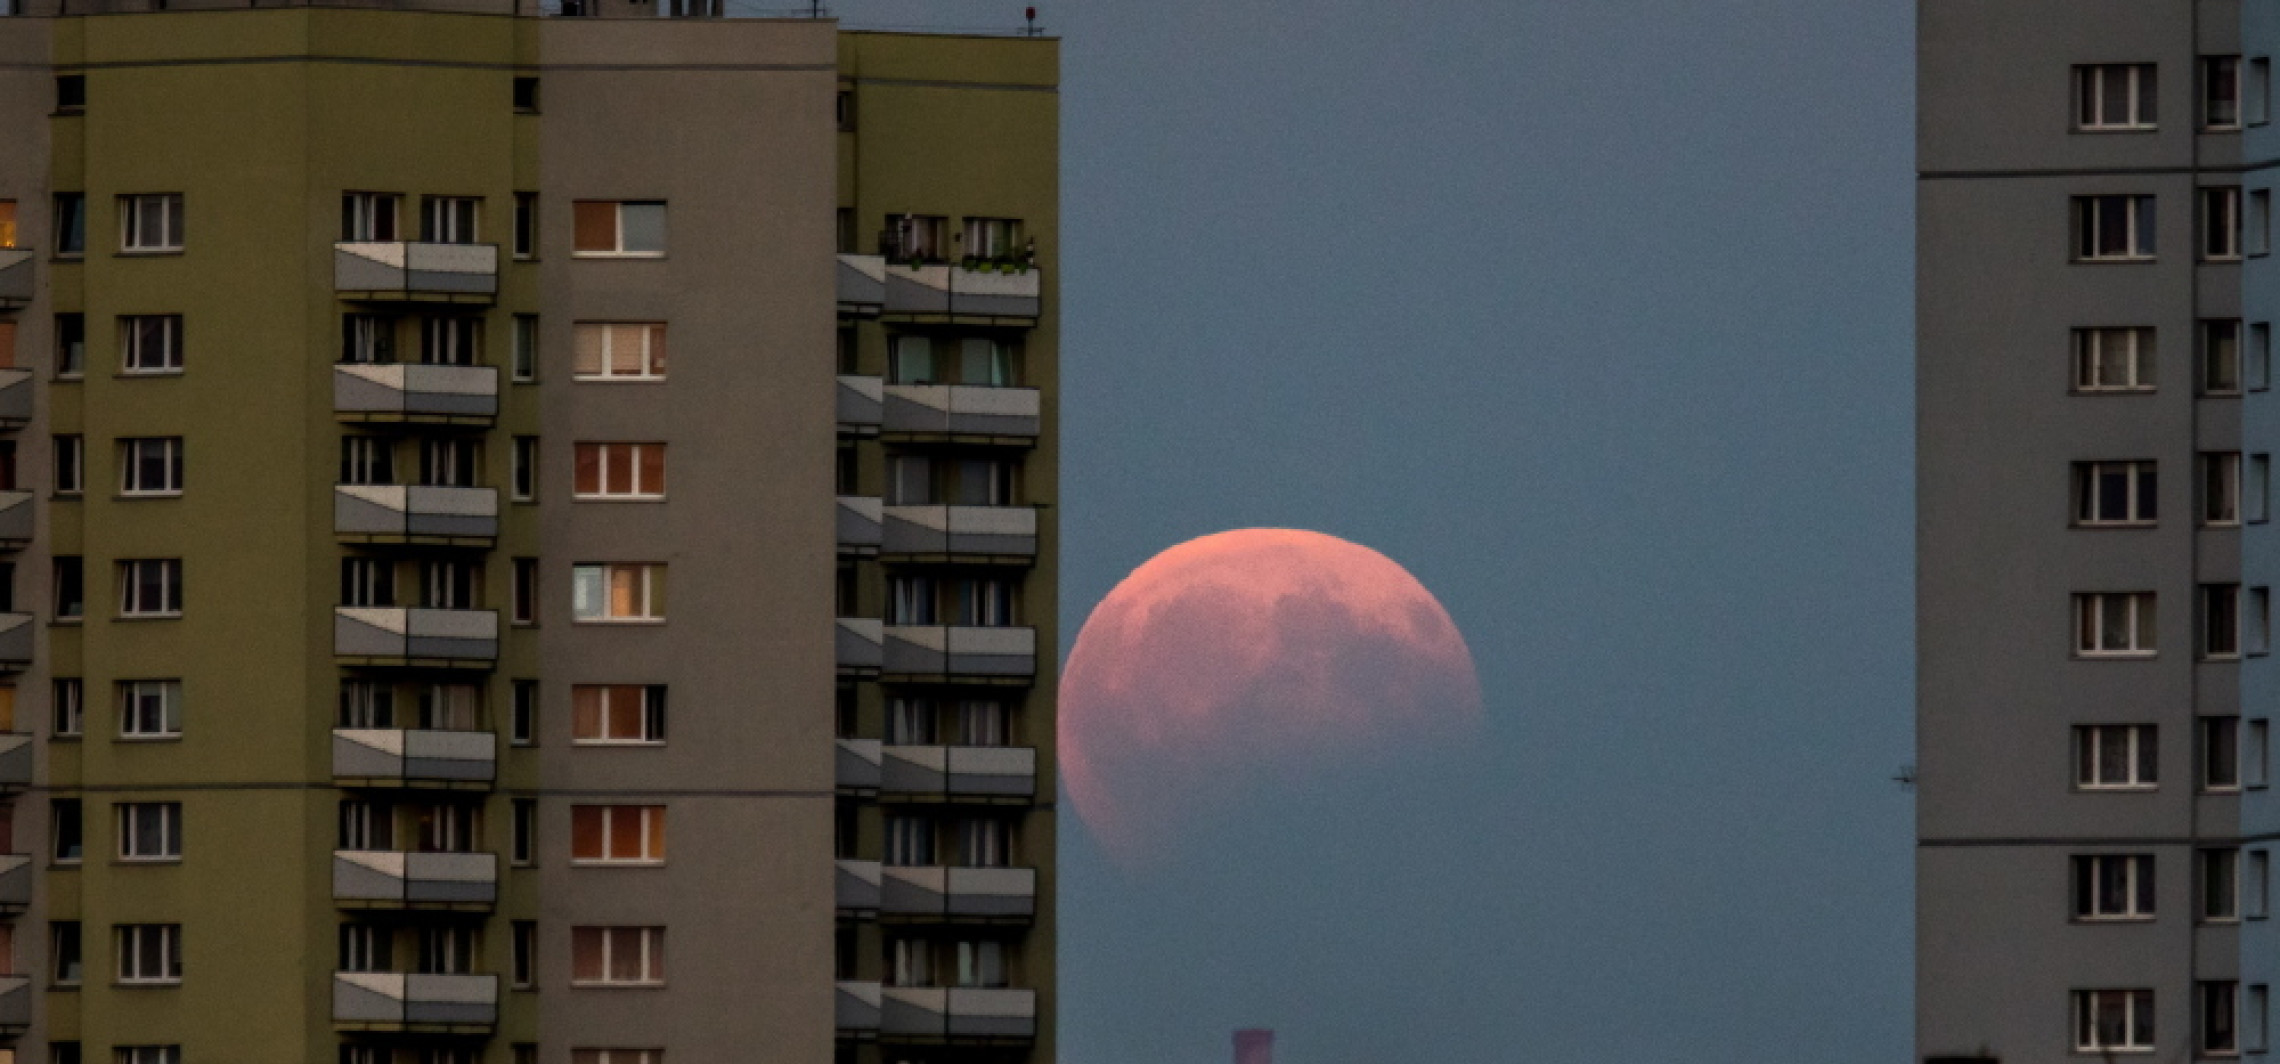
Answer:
[[1022, 6, 1040, 35]]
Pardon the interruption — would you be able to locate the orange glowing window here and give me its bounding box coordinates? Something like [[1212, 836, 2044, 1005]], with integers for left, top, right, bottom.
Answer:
[[0, 201, 15, 249], [571, 685, 665, 745], [573, 443, 666, 499], [570, 805, 665, 864]]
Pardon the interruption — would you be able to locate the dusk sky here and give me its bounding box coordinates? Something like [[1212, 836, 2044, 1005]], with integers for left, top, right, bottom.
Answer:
[[817, 1, 1917, 1060]]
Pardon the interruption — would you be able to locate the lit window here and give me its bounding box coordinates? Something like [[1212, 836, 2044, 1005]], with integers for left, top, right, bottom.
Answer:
[[571, 564, 665, 623], [2077, 63, 2158, 130], [572, 201, 665, 257], [569, 926, 664, 986], [573, 443, 666, 500], [2075, 724, 2158, 790], [118, 194, 183, 253], [0, 200, 13, 249], [2075, 591, 2157, 657], [571, 685, 666, 745], [570, 806, 665, 865], [572, 323, 666, 381]]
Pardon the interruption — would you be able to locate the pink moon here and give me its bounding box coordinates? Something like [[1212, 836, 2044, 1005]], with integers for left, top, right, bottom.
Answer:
[[1059, 528, 1484, 864]]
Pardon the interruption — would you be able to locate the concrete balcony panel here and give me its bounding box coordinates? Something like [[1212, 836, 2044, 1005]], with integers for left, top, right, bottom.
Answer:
[[882, 505, 1037, 559], [882, 385, 1039, 440], [838, 980, 884, 1033], [0, 617, 30, 672], [0, 492, 33, 550], [839, 375, 884, 434], [838, 254, 887, 313], [334, 364, 499, 423], [882, 263, 1041, 320], [334, 850, 498, 908], [0, 249, 31, 309], [336, 486, 499, 542], [335, 242, 499, 303], [881, 745, 1037, 801], [0, 976, 27, 1033], [838, 738, 883, 791], [837, 858, 882, 912], [881, 866, 1036, 920], [883, 625, 1036, 678], [0, 369, 30, 430], [881, 987, 1036, 1041], [333, 972, 498, 1031], [336, 607, 498, 665], [0, 734, 28, 790], [838, 496, 883, 553], [0, 854, 31, 912], [333, 728, 497, 787], [839, 617, 884, 672]]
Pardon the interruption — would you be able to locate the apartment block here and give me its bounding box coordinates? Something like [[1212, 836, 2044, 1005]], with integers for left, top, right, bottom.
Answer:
[[0, 5, 1056, 1064], [1921, 3, 2273, 1060]]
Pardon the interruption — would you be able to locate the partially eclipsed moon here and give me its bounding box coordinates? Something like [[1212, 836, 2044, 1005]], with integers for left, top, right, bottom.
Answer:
[[1060, 528, 1483, 864]]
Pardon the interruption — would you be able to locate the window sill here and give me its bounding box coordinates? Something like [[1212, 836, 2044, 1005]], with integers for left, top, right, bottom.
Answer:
[[568, 981, 667, 989], [49, 254, 83, 264], [2075, 522, 2158, 530], [2074, 651, 2158, 661], [2072, 257, 2158, 266], [571, 740, 666, 749], [572, 618, 667, 626], [114, 614, 183, 622], [116, 735, 181, 743], [569, 860, 665, 868], [572, 495, 668, 504], [2072, 915, 2156, 924], [570, 377, 668, 385], [116, 493, 183, 501], [115, 857, 181, 865], [571, 252, 667, 261], [2074, 126, 2160, 134], [114, 250, 185, 258], [51, 618, 83, 627], [116, 370, 184, 379], [2070, 389, 2158, 397], [2074, 784, 2158, 793]]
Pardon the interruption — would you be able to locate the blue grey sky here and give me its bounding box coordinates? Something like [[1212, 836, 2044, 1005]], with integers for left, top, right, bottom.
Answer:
[[818, 1, 1918, 1060]]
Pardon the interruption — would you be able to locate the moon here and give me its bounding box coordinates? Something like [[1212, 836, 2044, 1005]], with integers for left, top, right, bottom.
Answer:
[[1059, 528, 1483, 864]]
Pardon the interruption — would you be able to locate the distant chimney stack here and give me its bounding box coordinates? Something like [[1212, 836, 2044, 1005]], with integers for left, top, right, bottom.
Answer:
[[1234, 1029, 1274, 1064]]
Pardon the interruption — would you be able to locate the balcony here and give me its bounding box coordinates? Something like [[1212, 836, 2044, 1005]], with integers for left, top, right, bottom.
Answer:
[[881, 866, 1037, 921], [0, 616, 30, 672], [0, 976, 27, 1036], [336, 486, 499, 544], [883, 625, 1036, 680], [332, 728, 497, 789], [334, 850, 498, 909], [839, 617, 885, 674], [0, 734, 27, 791], [334, 364, 499, 425], [839, 496, 883, 555], [882, 987, 1037, 1041], [881, 745, 1037, 801], [0, 492, 31, 551], [837, 858, 882, 912], [336, 607, 498, 666], [838, 980, 884, 1035], [0, 248, 31, 310], [0, 370, 29, 432], [839, 375, 884, 436], [882, 385, 1040, 442], [837, 738, 883, 792], [333, 972, 498, 1033], [0, 854, 29, 913], [882, 505, 1037, 560], [335, 242, 499, 304], [837, 254, 1043, 322]]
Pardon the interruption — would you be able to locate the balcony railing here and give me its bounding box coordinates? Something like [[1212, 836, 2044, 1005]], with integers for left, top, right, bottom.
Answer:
[[882, 987, 1037, 1040], [334, 364, 499, 423], [0, 734, 27, 791], [838, 858, 882, 912], [335, 242, 499, 303], [881, 744, 1037, 801], [836, 254, 1043, 321], [334, 850, 498, 908], [0, 976, 27, 1035], [839, 617, 885, 673], [0, 854, 30, 913], [839, 496, 883, 554], [336, 486, 499, 543], [0, 248, 32, 310], [336, 607, 499, 665], [838, 980, 884, 1034], [332, 728, 497, 787], [837, 738, 883, 792], [882, 505, 1037, 559], [0, 492, 31, 551], [882, 385, 1040, 440], [880, 866, 1037, 920], [840, 375, 884, 435], [0, 616, 30, 672], [883, 625, 1036, 679], [334, 972, 499, 1032]]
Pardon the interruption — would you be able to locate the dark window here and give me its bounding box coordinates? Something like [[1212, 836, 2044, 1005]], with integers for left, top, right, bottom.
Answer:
[[513, 78, 540, 113], [51, 799, 81, 862], [52, 557, 81, 621], [55, 76, 84, 112], [512, 559, 538, 626], [513, 193, 537, 259], [512, 680, 537, 745], [512, 799, 535, 866], [54, 314, 83, 377], [51, 194, 84, 257], [512, 922, 537, 987]]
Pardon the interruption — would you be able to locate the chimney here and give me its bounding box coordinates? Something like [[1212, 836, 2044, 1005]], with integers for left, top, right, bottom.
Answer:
[[1234, 1029, 1274, 1064]]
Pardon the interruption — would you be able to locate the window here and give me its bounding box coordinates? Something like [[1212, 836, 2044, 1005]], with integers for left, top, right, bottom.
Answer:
[[2204, 980, 2242, 1056], [116, 803, 180, 862], [421, 316, 480, 367], [51, 800, 79, 864], [54, 314, 83, 378], [512, 559, 538, 626], [2253, 719, 2273, 789], [117, 560, 181, 618], [2076, 724, 2158, 790], [570, 806, 665, 865], [118, 438, 182, 497], [958, 817, 1013, 868], [2209, 56, 2245, 129], [2257, 851, 2274, 919], [2255, 986, 2274, 1053], [421, 438, 479, 488], [341, 315, 397, 365], [838, 88, 857, 132], [2074, 989, 2156, 1052], [52, 679, 82, 738], [2077, 63, 2158, 130], [422, 197, 480, 244], [572, 201, 666, 257], [571, 685, 666, 745], [2207, 186, 2245, 261], [2253, 189, 2272, 256], [339, 193, 400, 242], [52, 558, 80, 622], [2076, 592, 2157, 657], [53, 75, 83, 113], [120, 315, 183, 374], [572, 564, 665, 623], [2209, 716, 2245, 791], [963, 217, 1025, 261], [573, 443, 666, 499], [115, 924, 180, 984], [572, 323, 666, 380], [338, 922, 389, 972], [2257, 58, 2275, 127], [340, 558, 395, 609], [112, 1050, 176, 1064], [2076, 327, 2158, 392], [49, 922, 79, 986], [118, 194, 183, 253], [954, 940, 1006, 987], [2073, 853, 2156, 920], [2075, 195, 2158, 261], [571, 1053, 659, 1064], [2206, 848, 2243, 922], [512, 437, 537, 501], [422, 560, 480, 610], [118, 681, 181, 739], [2074, 461, 2157, 526], [2205, 584, 2268, 658], [512, 799, 536, 867], [340, 437, 393, 486], [513, 78, 540, 113], [2254, 455, 2275, 523], [2209, 319, 2246, 393], [511, 680, 537, 745], [52, 194, 83, 257], [512, 315, 537, 381], [52, 436, 80, 496], [570, 926, 664, 985], [512, 921, 537, 989], [885, 213, 948, 262]]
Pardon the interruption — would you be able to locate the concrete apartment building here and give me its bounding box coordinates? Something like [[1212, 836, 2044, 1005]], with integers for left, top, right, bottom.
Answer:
[[0, 5, 1057, 1064], [1921, 3, 2274, 1060]]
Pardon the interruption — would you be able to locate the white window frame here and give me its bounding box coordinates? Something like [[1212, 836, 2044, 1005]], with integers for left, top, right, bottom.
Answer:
[[2076, 591, 2157, 657], [117, 680, 181, 739], [571, 684, 667, 746], [422, 196, 481, 245], [114, 924, 181, 985], [52, 677, 82, 738], [570, 805, 665, 866], [570, 563, 665, 623], [117, 438, 183, 497], [571, 323, 667, 382], [119, 315, 183, 375], [2075, 194, 2159, 262], [116, 802, 181, 863], [2074, 988, 2157, 1052], [340, 192, 401, 243], [2073, 853, 2157, 921], [117, 559, 182, 619], [2075, 724, 2159, 790], [2074, 460, 2158, 527], [569, 926, 664, 987], [2078, 63, 2159, 131], [118, 194, 183, 253], [572, 442, 667, 500], [2073, 326, 2158, 393], [113, 1049, 180, 1064]]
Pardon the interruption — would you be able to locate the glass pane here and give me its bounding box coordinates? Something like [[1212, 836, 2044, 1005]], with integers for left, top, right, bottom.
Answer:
[[571, 807, 601, 860], [645, 324, 667, 376], [571, 927, 602, 981], [620, 204, 666, 254], [573, 325, 604, 376], [639, 446, 665, 495], [2103, 69, 2129, 125], [609, 929, 643, 982], [2139, 728, 2159, 783], [2099, 729, 2129, 783], [2098, 469, 2129, 522], [609, 326, 644, 376], [573, 202, 615, 253], [572, 567, 604, 619], [574, 445, 600, 496], [607, 689, 644, 740], [572, 686, 602, 739], [606, 446, 633, 495], [2102, 597, 2131, 649]]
